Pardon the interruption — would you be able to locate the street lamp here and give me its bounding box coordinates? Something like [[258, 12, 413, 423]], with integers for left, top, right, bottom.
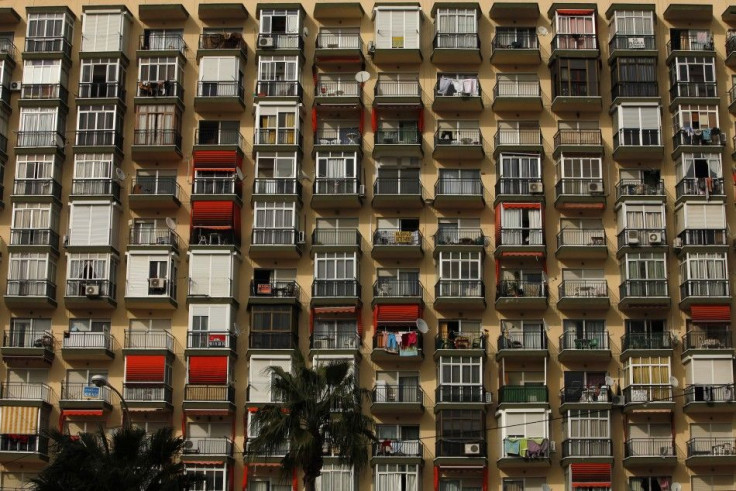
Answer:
[[90, 375, 130, 428]]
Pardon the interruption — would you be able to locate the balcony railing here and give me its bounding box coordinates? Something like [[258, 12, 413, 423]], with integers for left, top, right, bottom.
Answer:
[[12, 179, 62, 199], [670, 82, 717, 99], [187, 331, 236, 350], [255, 81, 301, 98], [621, 332, 673, 351], [683, 328, 732, 351], [133, 129, 182, 148], [315, 79, 361, 97], [625, 438, 675, 458], [62, 329, 113, 350], [494, 80, 540, 98], [434, 33, 480, 49], [314, 128, 361, 146], [311, 329, 359, 350], [249, 331, 295, 350], [245, 438, 289, 457], [686, 384, 736, 404], [611, 81, 659, 98], [5, 280, 56, 299], [494, 128, 542, 146], [616, 179, 665, 199], [131, 177, 181, 198], [124, 329, 174, 350], [139, 34, 187, 53], [0, 38, 16, 60], [0, 434, 48, 455], [617, 228, 666, 249], [435, 280, 484, 298], [613, 129, 662, 148], [675, 177, 725, 198], [375, 80, 420, 97], [313, 178, 359, 195], [136, 80, 184, 98], [436, 385, 486, 403], [435, 178, 483, 196], [609, 34, 656, 51], [373, 440, 422, 457], [16, 131, 65, 148], [0, 382, 51, 402], [193, 177, 240, 196], [375, 129, 421, 145], [434, 129, 482, 146], [374, 178, 421, 196], [194, 129, 243, 148], [65, 280, 116, 300], [560, 331, 610, 350], [673, 128, 725, 148], [623, 385, 672, 404], [76, 130, 123, 148], [316, 31, 362, 50], [373, 384, 424, 404], [10, 229, 59, 248], [253, 128, 302, 146], [728, 36, 736, 59], [250, 280, 299, 299], [499, 385, 548, 404], [680, 279, 730, 298], [311, 279, 360, 298], [496, 280, 547, 299], [677, 229, 728, 247], [312, 228, 360, 247], [553, 33, 598, 50], [495, 178, 543, 196], [498, 228, 543, 246], [251, 228, 299, 246], [558, 280, 607, 299], [373, 278, 422, 299], [70, 179, 121, 200], [183, 438, 233, 456], [189, 229, 240, 247], [61, 383, 111, 403], [557, 229, 605, 248], [253, 178, 300, 196], [560, 385, 610, 404], [184, 384, 234, 402], [498, 331, 547, 351], [619, 279, 669, 298], [555, 178, 604, 196], [492, 31, 538, 50], [554, 129, 602, 147], [129, 228, 180, 249], [501, 437, 549, 459], [562, 439, 612, 458], [667, 33, 714, 55], [436, 333, 486, 351], [78, 82, 125, 99], [20, 84, 68, 102], [199, 33, 246, 51], [437, 439, 487, 458], [24, 37, 72, 57], [2, 328, 54, 350], [373, 229, 421, 247], [687, 438, 736, 457], [123, 384, 172, 403], [256, 33, 304, 50]]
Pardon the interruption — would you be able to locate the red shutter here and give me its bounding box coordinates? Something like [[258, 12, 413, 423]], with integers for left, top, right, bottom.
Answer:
[[691, 305, 731, 322], [188, 356, 228, 384], [502, 202, 542, 209], [571, 463, 611, 487], [557, 9, 594, 15], [191, 201, 236, 229], [125, 355, 166, 382], [375, 305, 422, 323], [62, 409, 104, 418], [193, 150, 240, 169], [495, 205, 502, 244]]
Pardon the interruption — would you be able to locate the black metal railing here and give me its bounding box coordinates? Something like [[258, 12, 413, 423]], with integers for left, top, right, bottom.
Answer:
[[623, 385, 673, 404], [434, 33, 480, 49], [62, 331, 113, 351], [250, 280, 299, 299], [249, 331, 296, 350], [75, 130, 123, 148], [193, 177, 240, 196], [492, 31, 539, 50], [189, 229, 240, 247], [255, 81, 301, 98], [621, 332, 673, 351], [311, 279, 360, 298], [373, 229, 421, 247], [553, 33, 598, 50], [666, 33, 714, 55], [2, 328, 54, 350], [560, 331, 610, 350], [562, 439, 612, 458], [436, 439, 487, 458], [616, 179, 665, 199], [129, 228, 180, 249], [434, 129, 482, 146], [687, 438, 736, 457], [78, 82, 126, 99], [499, 228, 544, 246], [256, 33, 304, 50], [683, 328, 733, 350], [245, 438, 290, 457], [728, 36, 736, 58], [677, 229, 728, 247], [436, 385, 486, 403], [198, 33, 246, 51], [197, 81, 244, 99], [12, 179, 62, 199], [609, 34, 656, 51], [559, 280, 607, 299], [139, 34, 187, 52], [670, 81, 717, 99], [251, 228, 299, 246], [133, 129, 182, 148], [685, 384, 735, 403], [435, 178, 483, 196], [619, 279, 668, 298], [136, 80, 184, 98], [435, 280, 484, 298], [680, 279, 730, 298], [373, 279, 422, 298], [5, 280, 57, 299], [253, 178, 301, 195], [557, 229, 605, 248], [131, 177, 180, 198], [494, 128, 542, 146], [9, 229, 59, 248], [21, 84, 68, 102], [373, 178, 421, 196], [123, 384, 173, 403], [0, 434, 48, 455], [495, 178, 543, 196], [184, 384, 235, 402], [498, 386, 548, 404], [375, 129, 421, 145], [0, 38, 16, 59], [315, 79, 361, 97], [496, 280, 547, 299], [314, 128, 361, 145], [313, 177, 359, 195], [625, 438, 675, 458], [498, 331, 547, 351], [373, 440, 423, 457], [312, 228, 360, 246], [253, 128, 302, 146], [0, 382, 51, 402], [71, 179, 121, 199], [65, 280, 116, 301], [187, 331, 236, 350], [554, 129, 602, 147], [673, 128, 725, 148], [611, 81, 659, 98], [124, 329, 174, 350], [494, 79, 540, 98], [373, 384, 424, 404], [375, 80, 421, 97], [560, 385, 611, 404], [194, 129, 243, 147], [316, 31, 363, 50], [675, 177, 725, 198], [16, 131, 65, 148], [61, 383, 111, 402], [435, 333, 486, 351], [311, 329, 359, 350], [24, 37, 72, 57], [555, 178, 604, 196], [617, 228, 666, 249]]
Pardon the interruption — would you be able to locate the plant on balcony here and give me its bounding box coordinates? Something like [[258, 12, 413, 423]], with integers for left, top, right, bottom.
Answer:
[[31, 426, 203, 491], [246, 351, 375, 491]]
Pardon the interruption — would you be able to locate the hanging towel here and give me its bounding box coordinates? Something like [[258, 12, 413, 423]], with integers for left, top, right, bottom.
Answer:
[[697, 31, 708, 44], [462, 78, 477, 95], [438, 77, 452, 95], [504, 438, 521, 456]]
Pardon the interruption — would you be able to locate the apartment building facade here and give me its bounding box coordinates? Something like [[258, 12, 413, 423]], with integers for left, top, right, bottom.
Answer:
[[0, 0, 735, 490]]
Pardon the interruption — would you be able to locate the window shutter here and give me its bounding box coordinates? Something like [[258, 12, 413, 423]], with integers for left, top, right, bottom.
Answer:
[[640, 107, 659, 129], [375, 10, 391, 49], [69, 205, 92, 246], [703, 203, 726, 229], [200, 57, 216, 82], [218, 57, 238, 81], [125, 355, 166, 382], [89, 205, 111, 246], [711, 359, 734, 385], [210, 255, 231, 296], [188, 356, 228, 384], [126, 254, 151, 296], [404, 10, 420, 49], [209, 305, 229, 330], [621, 107, 640, 128], [189, 254, 212, 296], [685, 204, 707, 229], [82, 14, 98, 52]]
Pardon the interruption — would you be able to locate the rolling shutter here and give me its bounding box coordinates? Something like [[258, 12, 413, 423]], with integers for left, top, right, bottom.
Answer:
[[191, 201, 236, 229], [125, 355, 166, 382], [640, 106, 660, 130], [375, 10, 392, 49], [691, 305, 731, 322], [69, 204, 92, 246], [83, 14, 123, 52], [404, 10, 420, 49], [570, 463, 611, 488], [89, 205, 112, 246], [188, 356, 228, 384], [374, 305, 421, 323], [193, 150, 241, 169]]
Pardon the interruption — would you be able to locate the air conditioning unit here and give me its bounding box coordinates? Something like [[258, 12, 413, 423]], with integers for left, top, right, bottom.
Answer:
[[529, 181, 544, 194], [85, 284, 100, 297], [358, 184, 366, 198], [258, 35, 275, 48], [9, 81, 21, 92], [148, 278, 166, 289], [626, 229, 640, 245], [297, 231, 306, 244], [611, 395, 626, 406], [463, 442, 481, 455], [587, 181, 603, 194], [648, 232, 663, 245], [673, 237, 683, 249]]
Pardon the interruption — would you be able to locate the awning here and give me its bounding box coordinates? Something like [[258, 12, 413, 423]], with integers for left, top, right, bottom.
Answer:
[[313, 306, 357, 315], [191, 201, 238, 228], [193, 150, 241, 168], [571, 463, 611, 487], [374, 305, 422, 324], [557, 9, 594, 15], [194, 167, 238, 173], [0, 406, 39, 434], [691, 305, 731, 322], [62, 409, 104, 418], [125, 355, 166, 383], [188, 356, 228, 384], [501, 203, 542, 209]]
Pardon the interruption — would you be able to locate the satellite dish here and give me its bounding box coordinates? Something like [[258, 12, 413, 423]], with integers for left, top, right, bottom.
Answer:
[[235, 167, 244, 181], [415, 319, 429, 334], [670, 376, 679, 388], [355, 71, 370, 83], [605, 376, 614, 386], [114, 168, 126, 181], [671, 484, 681, 491], [536, 26, 549, 36], [165, 217, 176, 230]]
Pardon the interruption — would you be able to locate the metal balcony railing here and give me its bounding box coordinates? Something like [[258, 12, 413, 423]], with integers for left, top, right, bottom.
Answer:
[[0, 434, 48, 455], [609, 34, 656, 51], [255, 81, 301, 98], [562, 439, 612, 458], [373, 384, 424, 404], [494, 128, 542, 146], [315, 79, 361, 97], [492, 31, 538, 50], [728, 36, 736, 58], [496, 280, 547, 299], [189, 229, 240, 247], [619, 279, 669, 298], [193, 177, 240, 196], [683, 328, 732, 351], [554, 129, 602, 147], [680, 279, 730, 298], [198, 33, 246, 51], [498, 386, 548, 404], [136, 80, 184, 98], [433, 33, 480, 49], [687, 438, 736, 457], [559, 331, 610, 350], [313, 178, 359, 195], [187, 331, 236, 350], [374, 80, 421, 97], [555, 178, 605, 196], [621, 332, 673, 351], [498, 228, 544, 246], [435, 178, 483, 196], [557, 229, 605, 248], [24, 37, 72, 57], [253, 128, 302, 146], [256, 33, 304, 50], [316, 31, 363, 50], [495, 178, 543, 196], [129, 228, 180, 249], [498, 331, 547, 351], [65, 280, 116, 300], [75, 130, 123, 148], [670, 81, 717, 99], [133, 129, 182, 148], [61, 382, 111, 403], [560, 385, 610, 404], [253, 178, 301, 195], [375, 129, 421, 145], [623, 385, 673, 404], [183, 438, 234, 456], [123, 384, 172, 403], [139, 34, 187, 53], [311, 279, 360, 298], [675, 177, 725, 198], [436, 385, 485, 403], [16, 131, 65, 148], [71, 179, 121, 199], [12, 179, 62, 199], [373, 178, 421, 196], [666, 33, 714, 55], [558, 280, 608, 299], [0, 38, 16, 60], [78, 82, 126, 99], [184, 384, 234, 402], [312, 228, 360, 247], [685, 384, 735, 403], [249, 331, 295, 350], [21, 84, 68, 102], [124, 329, 174, 350], [616, 179, 665, 199], [434, 129, 482, 146], [373, 279, 422, 299], [673, 128, 725, 148], [611, 81, 659, 98], [435, 280, 484, 298], [436, 439, 486, 458], [0, 382, 51, 402], [435, 333, 486, 351], [9, 228, 59, 248], [373, 440, 423, 457], [373, 229, 421, 247], [131, 177, 181, 198], [625, 438, 675, 458], [494, 80, 540, 98], [198, 81, 244, 99], [552, 33, 598, 50], [62, 329, 113, 350], [251, 228, 299, 246], [2, 328, 54, 350], [617, 228, 666, 249], [311, 329, 360, 350], [314, 128, 361, 145], [250, 280, 299, 299], [677, 229, 728, 247], [5, 280, 56, 299], [194, 129, 243, 148]]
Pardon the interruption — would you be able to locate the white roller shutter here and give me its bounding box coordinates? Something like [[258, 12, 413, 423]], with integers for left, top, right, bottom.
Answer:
[[404, 9, 420, 49], [126, 254, 151, 297], [209, 305, 229, 330], [210, 254, 232, 297], [640, 106, 660, 129], [374, 10, 392, 49], [189, 254, 212, 296], [692, 475, 736, 491], [89, 205, 112, 246], [684, 203, 726, 229], [82, 13, 123, 52], [621, 106, 640, 129], [69, 205, 92, 246]]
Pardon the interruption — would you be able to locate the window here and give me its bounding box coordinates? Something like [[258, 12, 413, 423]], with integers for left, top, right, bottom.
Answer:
[[498, 410, 549, 444], [435, 8, 477, 34], [437, 409, 484, 439], [560, 269, 605, 297], [249, 357, 291, 402], [256, 105, 299, 144], [189, 252, 235, 297], [564, 409, 610, 439], [497, 120, 540, 144], [374, 7, 421, 50], [619, 203, 665, 230], [81, 11, 127, 52], [624, 356, 671, 389], [259, 10, 300, 35], [375, 464, 419, 491], [629, 477, 672, 491], [613, 104, 661, 145], [7, 318, 52, 348], [436, 120, 481, 143], [376, 118, 419, 144], [316, 464, 353, 491], [439, 356, 482, 386], [557, 156, 602, 194], [27, 12, 74, 42], [438, 251, 481, 280], [186, 464, 226, 491], [251, 305, 294, 332], [611, 57, 657, 96], [622, 252, 667, 280], [73, 154, 115, 179], [141, 29, 184, 51], [68, 203, 117, 247], [19, 107, 63, 138], [199, 56, 242, 96], [673, 105, 720, 144], [551, 58, 599, 97], [22, 59, 65, 87], [76, 104, 122, 145], [7, 253, 56, 295], [313, 319, 358, 349], [254, 202, 296, 229], [676, 153, 722, 193], [258, 55, 298, 81], [67, 253, 117, 289], [134, 105, 181, 144], [500, 205, 543, 245], [11, 202, 57, 231], [314, 252, 357, 280], [138, 57, 181, 86], [555, 12, 596, 35], [79, 58, 125, 98], [502, 478, 548, 491], [670, 56, 715, 85], [495, 27, 538, 49], [562, 319, 606, 347], [188, 305, 232, 347], [680, 252, 728, 283], [437, 168, 481, 195], [610, 10, 654, 36]]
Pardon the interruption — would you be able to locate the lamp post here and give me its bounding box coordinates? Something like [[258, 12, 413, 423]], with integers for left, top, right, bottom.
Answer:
[[90, 375, 130, 428]]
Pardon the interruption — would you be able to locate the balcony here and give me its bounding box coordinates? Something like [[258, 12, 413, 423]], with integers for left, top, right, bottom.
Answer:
[[59, 382, 111, 410], [310, 280, 361, 307], [615, 179, 665, 205], [493, 79, 542, 112], [371, 230, 422, 260], [249, 280, 300, 307], [183, 384, 235, 411], [252, 128, 303, 155], [624, 438, 677, 468], [434, 280, 485, 310], [622, 385, 674, 412], [15, 131, 65, 154], [1, 328, 55, 367], [250, 229, 302, 259], [129, 177, 182, 210], [186, 331, 236, 355], [493, 128, 543, 158], [672, 128, 725, 159], [434, 333, 486, 360], [373, 279, 423, 308], [498, 437, 550, 468], [372, 178, 423, 209], [372, 330, 423, 362], [494, 178, 545, 205], [125, 275, 177, 310], [0, 38, 16, 64], [181, 437, 233, 462], [255, 33, 304, 56], [558, 331, 611, 362], [608, 34, 657, 60], [435, 385, 489, 411], [551, 34, 599, 58], [684, 384, 735, 414], [311, 228, 361, 255], [554, 179, 606, 210], [195, 81, 245, 112], [728, 36, 736, 68], [372, 439, 423, 465], [310, 328, 360, 354], [559, 385, 612, 411], [553, 129, 603, 158], [77, 82, 126, 103], [311, 178, 363, 209], [0, 434, 49, 463], [498, 386, 548, 409], [670, 82, 718, 109], [613, 128, 664, 162], [4, 280, 57, 309], [611, 81, 659, 103], [495, 280, 548, 311], [71, 179, 121, 201], [252, 178, 301, 203], [621, 331, 674, 359], [561, 439, 613, 465], [193, 129, 244, 154], [675, 178, 725, 203], [192, 176, 242, 205], [254, 81, 302, 103], [314, 79, 361, 106], [123, 329, 174, 354], [433, 178, 484, 210], [491, 31, 540, 65], [495, 228, 545, 258], [64, 280, 117, 310], [248, 330, 296, 353], [137, 34, 187, 56], [23, 37, 72, 60], [433, 77, 482, 112], [433, 129, 484, 160], [245, 438, 289, 463], [371, 385, 424, 415], [313, 128, 362, 154], [666, 33, 714, 64], [617, 228, 667, 256], [619, 280, 671, 311], [131, 129, 183, 161], [680, 280, 730, 310], [373, 129, 422, 159], [314, 31, 363, 64], [0, 382, 51, 405], [687, 438, 736, 465], [676, 229, 728, 256], [9, 228, 60, 251], [197, 33, 247, 60], [435, 439, 487, 466], [19, 84, 69, 105], [189, 229, 240, 249], [557, 280, 609, 310], [682, 328, 733, 357], [129, 228, 180, 253], [61, 329, 114, 360], [74, 130, 123, 153], [123, 384, 173, 411], [556, 229, 607, 259], [496, 332, 547, 360], [135, 80, 184, 103], [374, 80, 421, 105], [432, 33, 481, 64]]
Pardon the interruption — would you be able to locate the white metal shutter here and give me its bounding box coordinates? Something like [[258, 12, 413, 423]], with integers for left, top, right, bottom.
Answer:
[[692, 475, 736, 491], [640, 106, 660, 129], [89, 205, 112, 246], [525, 412, 546, 437], [81, 14, 99, 52], [126, 254, 151, 297], [621, 106, 640, 129], [209, 305, 229, 330], [711, 359, 735, 384], [675, 206, 686, 234], [404, 10, 420, 49], [69, 205, 92, 246], [189, 254, 211, 296], [210, 254, 232, 297], [375, 10, 392, 49], [703, 203, 726, 229], [199, 57, 217, 82]]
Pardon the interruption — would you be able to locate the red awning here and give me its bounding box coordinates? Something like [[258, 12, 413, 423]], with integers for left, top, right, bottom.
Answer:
[[62, 409, 104, 418], [313, 306, 357, 315], [194, 167, 237, 173], [184, 409, 232, 416], [188, 356, 228, 384], [691, 305, 731, 322], [193, 150, 241, 168], [191, 201, 237, 228], [375, 305, 422, 323], [125, 355, 166, 383], [557, 9, 594, 15], [502, 202, 542, 210], [571, 463, 611, 487], [499, 251, 545, 257]]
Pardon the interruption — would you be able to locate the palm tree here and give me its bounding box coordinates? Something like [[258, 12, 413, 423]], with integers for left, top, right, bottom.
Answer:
[[246, 351, 375, 491], [32, 426, 203, 491]]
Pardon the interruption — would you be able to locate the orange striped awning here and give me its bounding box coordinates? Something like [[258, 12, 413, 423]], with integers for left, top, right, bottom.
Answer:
[[0, 406, 40, 434]]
